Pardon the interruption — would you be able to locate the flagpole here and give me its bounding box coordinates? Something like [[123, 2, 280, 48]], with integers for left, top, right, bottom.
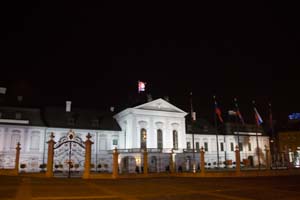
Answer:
[[269, 103, 276, 168], [234, 98, 241, 154], [253, 100, 261, 170], [190, 92, 196, 173], [213, 96, 220, 168]]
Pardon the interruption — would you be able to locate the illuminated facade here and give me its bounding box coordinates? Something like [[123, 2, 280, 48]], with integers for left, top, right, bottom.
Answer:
[[0, 98, 270, 173]]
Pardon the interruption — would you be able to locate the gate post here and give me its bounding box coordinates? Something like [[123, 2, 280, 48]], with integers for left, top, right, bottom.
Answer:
[[46, 133, 56, 178], [235, 145, 241, 174], [265, 145, 271, 170], [112, 148, 119, 178], [143, 149, 148, 175], [169, 149, 174, 173], [83, 133, 93, 179], [14, 142, 21, 175], [200, 147, 205, 175]]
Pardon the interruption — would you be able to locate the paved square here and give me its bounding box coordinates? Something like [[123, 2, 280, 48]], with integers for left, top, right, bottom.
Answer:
[[1, 175, 300, 200]]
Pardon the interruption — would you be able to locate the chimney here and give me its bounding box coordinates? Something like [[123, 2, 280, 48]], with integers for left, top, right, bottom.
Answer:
[[110, 106, 115, 112], [66, 101, 72, 112], [164, 96, 169, 102], [147, 94, 153, 102], [17, 95, 23, 102]]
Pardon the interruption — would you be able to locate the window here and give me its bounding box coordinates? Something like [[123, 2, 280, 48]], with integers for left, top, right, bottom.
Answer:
[[15, 112, 22, 120], [157, 129, 163, 149], [92, 119, 99, 128], [68, 118, 75, 125], [187, 142, 191, 149], [141, 128, 147, 149], [230, 143, 234, 151], [239, 143, 243, 151], [248, 143, 251, 151], [196, 142, 200, 150], [220, 142, 224, 152], [10, 133, 21, 149], [173, 130, 178, 149], [204, 142, 208, 151], [113, 139, 118, 146]]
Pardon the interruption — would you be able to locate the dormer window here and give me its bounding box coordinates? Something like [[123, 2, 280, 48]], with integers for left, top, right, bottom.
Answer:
[[92, 119, 99, 127], [68, 118, 75, 126], [15, 112, 22, 120]]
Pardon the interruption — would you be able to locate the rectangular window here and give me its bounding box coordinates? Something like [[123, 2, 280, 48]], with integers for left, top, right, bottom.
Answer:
[[220, 142, 224, 152], [92, 119, 99, 127], [239, 143, 243, 151], [68, 118, 75, 125], [187, 142, 191, 149], [230, 143, 234, 151], [15, 112, 22, 120], [248, 143, 251, 151], [204, 142, 208, 151], [196, 142, 200, 150], [113, 139, 118, 146]]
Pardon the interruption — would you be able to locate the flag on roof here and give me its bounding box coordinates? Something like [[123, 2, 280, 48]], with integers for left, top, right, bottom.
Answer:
[[254, 107, 263, 126], [214, 99, 223, 123], [234, 98, 245, 125], [236, 110, 245, 125], [138, 81, 146, 93]]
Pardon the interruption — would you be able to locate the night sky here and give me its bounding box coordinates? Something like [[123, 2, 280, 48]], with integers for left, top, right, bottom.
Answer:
[[1, 2, 300, 126]]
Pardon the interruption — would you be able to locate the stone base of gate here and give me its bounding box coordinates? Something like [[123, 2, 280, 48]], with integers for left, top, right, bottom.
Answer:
[[0, 169, 18, 176]]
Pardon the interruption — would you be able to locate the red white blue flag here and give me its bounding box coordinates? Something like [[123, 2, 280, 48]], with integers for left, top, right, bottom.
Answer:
[[138, 81, 146, 93], [254, 107, 263, 126]]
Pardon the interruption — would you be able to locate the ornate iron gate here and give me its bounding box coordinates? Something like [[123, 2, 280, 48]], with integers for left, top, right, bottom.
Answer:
[[54, 131, 85, 178]]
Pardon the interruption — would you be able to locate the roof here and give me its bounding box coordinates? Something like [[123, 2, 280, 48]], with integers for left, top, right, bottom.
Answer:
[[43, 107, 121, 131], [186, 119, 266, 136], [0, 106, 45, 126]]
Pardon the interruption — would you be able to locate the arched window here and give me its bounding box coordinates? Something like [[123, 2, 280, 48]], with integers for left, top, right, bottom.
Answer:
[[10, 133, 21, 149], [157, 129, 163, 149], [173, 130, 178, 149], [141, 128, 147, 149]]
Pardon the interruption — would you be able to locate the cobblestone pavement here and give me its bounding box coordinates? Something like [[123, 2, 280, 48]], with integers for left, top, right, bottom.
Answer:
[[1, 175, 300, 200]]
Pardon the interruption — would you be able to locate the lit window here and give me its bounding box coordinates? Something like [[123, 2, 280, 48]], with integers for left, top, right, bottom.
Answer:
[[173, 130, 178, 149], [141, 128, 147, 149], [157, 129, 163, 149]]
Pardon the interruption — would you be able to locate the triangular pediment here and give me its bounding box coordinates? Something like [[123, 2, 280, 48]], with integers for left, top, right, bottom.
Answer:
[[134, 98, 187, 114]]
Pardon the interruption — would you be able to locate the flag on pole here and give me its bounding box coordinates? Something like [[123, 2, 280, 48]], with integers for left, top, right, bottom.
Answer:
[[214, 96, 223, 123], [234, 98, 245, 125], [138, 81, 146, 93], [254, 107, 263, 126]]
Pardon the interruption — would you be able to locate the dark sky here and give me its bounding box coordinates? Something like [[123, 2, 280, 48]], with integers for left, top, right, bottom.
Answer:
[[1, 2, 300, 125]]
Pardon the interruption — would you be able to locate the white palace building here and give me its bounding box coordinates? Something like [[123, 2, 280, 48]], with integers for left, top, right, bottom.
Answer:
[[0, 98, 270, 174]]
